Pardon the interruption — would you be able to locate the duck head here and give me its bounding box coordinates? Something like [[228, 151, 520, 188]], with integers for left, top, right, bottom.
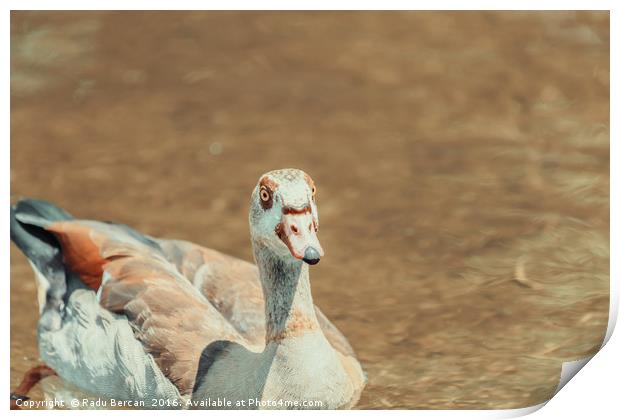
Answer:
[[249, 169, 324, 265]]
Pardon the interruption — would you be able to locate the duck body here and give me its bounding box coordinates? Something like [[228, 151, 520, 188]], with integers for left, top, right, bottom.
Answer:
[[193, 332, 353, 409], [10, 169, 366, 409]]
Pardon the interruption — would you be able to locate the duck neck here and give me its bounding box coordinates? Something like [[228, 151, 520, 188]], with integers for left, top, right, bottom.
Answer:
[[254, 245, 321, 344]]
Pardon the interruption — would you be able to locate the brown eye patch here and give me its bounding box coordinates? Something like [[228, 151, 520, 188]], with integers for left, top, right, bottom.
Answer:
[[304, 174, 317, 199], [258, 176, 278, 210]]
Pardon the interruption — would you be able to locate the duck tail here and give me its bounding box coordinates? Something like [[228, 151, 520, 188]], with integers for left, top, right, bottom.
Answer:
[[10, 199, 73, 331]]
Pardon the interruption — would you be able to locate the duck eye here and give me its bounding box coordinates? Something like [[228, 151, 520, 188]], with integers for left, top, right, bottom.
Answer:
[[260, 187, 270, 202], [311, 186, 316, 196]]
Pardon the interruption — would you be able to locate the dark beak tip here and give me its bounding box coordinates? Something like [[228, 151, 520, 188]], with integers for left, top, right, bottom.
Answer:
[[303, 247, 321, 265]]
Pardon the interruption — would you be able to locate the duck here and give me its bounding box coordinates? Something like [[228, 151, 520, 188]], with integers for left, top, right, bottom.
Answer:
[[10, 168, 366, 410]]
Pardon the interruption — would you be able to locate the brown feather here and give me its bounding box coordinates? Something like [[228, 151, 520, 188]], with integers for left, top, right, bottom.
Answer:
[[47, 221, 108, 289], [99, 249, 242, 395]]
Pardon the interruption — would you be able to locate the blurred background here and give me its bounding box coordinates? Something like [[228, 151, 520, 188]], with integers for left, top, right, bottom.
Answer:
[[10, 11, 609, 409]]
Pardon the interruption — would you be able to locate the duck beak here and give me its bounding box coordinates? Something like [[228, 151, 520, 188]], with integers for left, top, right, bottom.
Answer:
[[276, 209, 324, 265]]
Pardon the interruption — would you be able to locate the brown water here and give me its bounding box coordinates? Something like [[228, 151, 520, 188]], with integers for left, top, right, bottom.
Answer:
[[10, 11, 609, 409]]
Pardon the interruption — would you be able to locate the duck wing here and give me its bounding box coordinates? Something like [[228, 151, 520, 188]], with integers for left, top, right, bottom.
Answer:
[[157, 239, 266, 346], [97, 244, 245, 394], [157, 239, 358, 357], [21, 213, 245, 395]]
